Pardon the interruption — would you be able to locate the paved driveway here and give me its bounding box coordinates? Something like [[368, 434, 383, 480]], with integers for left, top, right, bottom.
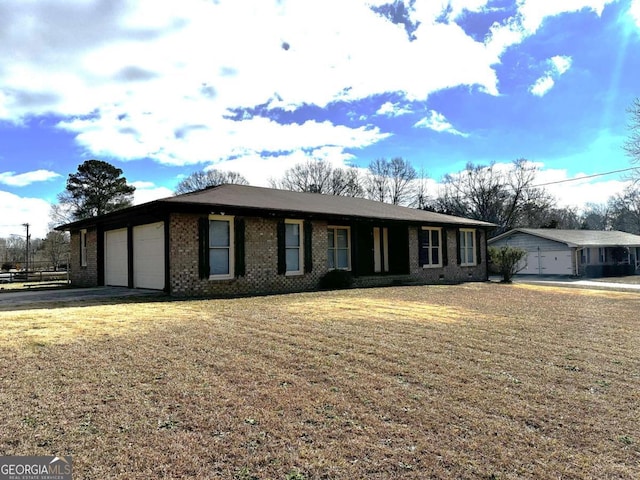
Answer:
[[0, 287, 165, 309], [501, 275, 640, 292]]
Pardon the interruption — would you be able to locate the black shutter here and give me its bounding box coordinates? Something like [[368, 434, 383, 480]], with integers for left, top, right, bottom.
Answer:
[[476, 229, 482, 265], [304, 220, 313, 273], [198, 217, 210, 279], [351, 224, 359, 277], [277, 219, 286, 275], [456, 229, 462, 265], [418, 228, 428, 266], [235, 217, 245, 277], [442, 228, 448, 266]]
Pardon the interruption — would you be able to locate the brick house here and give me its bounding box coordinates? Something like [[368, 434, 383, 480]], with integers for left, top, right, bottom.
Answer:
[[57, 184, 495, 296]]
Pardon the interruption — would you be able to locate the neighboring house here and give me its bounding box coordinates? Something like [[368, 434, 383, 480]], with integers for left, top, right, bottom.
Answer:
[[56, 184, 494, 296], [489, 228, 640, 277]]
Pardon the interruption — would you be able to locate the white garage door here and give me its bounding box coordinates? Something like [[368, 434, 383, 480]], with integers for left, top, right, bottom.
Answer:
[[521, 250, 573, 275], [105, 228, 128, 286], [540, 250, 573, 275], [133, 222, 165, 290]]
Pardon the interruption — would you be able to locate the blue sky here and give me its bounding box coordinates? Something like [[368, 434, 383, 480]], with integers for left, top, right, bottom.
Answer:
[[1, 0, 639, 238]]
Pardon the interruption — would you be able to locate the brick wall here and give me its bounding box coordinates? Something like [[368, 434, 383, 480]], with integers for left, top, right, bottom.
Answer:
[[168, 213, 487, 297], [69, 228, 99, 287], [409, 226, 488, 283], [169, 214, 327, 297]]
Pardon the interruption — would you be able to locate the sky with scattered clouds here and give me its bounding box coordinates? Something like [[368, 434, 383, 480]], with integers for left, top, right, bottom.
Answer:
[[1, 0, 639, 237]]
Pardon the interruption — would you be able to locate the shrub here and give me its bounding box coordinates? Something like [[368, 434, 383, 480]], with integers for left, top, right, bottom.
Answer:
[[319, 270, 353, 290], [489, 246, 527, 283], [1, 262, 16, 272]]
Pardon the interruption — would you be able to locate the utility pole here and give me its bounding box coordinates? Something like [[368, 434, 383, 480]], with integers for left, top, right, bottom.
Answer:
[[22, 223, 29, 278]]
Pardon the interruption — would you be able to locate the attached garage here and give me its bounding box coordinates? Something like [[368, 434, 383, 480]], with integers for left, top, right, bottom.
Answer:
[[104, 228, 128, 286], [133, 222, 165, 290]]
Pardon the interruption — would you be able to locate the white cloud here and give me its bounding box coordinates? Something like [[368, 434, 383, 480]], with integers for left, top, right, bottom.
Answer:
[[534, 168, 629, 209], [414, 110, 469, 137], [529, 75, 555, 97], [0, 0, 616, 169], [132, 183, 173, 204], [0, 169, 60, 187], [209, 146, 357, 187], [630, 0, 640, 28], [517, 0, 613, 34], [0, 191, 52, 238], [529, 55, 572, 96], [377, 102, 412, 117], [550, 55, 572, 75]]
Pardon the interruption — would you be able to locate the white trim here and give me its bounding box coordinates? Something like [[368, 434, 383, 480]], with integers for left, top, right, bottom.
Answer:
[[327, 225, 351, 270], [459, 228, 477, 266], [208, 215, 234, 280], [285, 219, 304, 276], [421, 226, 443, 268]]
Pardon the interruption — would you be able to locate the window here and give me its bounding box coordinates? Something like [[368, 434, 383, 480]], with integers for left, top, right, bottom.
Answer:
[[599, 247, 606, 264], [420, 227, 442, 267], [285, 219, 303, 275], [459, 229, 476, 266], [80, 229, 87, 267], [328, 226, 351, 270], [209, 215, 234, 279], [581, 248, 591, 265]]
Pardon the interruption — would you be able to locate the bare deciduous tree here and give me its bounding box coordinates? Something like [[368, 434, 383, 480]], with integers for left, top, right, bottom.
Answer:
[[175, 169, 248, 195], [609, 187, 640, 234], [388, 157, 417, 205], [270, 159, 365, 197], [624, 98, 640, 183], [269, 160, 333, 193], [435, 159, 553, 235], [366, 158, 391, 203], [41, 230, 70, 271]]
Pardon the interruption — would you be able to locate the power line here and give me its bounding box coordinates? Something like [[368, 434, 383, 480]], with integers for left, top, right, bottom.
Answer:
[[532, 166, 639, 187]]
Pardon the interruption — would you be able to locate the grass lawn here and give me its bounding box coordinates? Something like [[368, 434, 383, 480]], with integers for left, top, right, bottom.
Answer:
[[0, 283, 638, 479]]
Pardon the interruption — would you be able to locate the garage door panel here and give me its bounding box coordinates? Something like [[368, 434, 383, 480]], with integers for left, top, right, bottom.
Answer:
[[105, 228, 128, 287], [133, 222, 165, 290], [540, 250, 572, 275], [517, 250, 572, 275]]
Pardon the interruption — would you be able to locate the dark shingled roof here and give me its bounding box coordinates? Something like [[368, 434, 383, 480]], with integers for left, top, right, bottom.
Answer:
[[162, 184, 495, 226], [57, 184, 495, 230], [489, 228, 640, 247]]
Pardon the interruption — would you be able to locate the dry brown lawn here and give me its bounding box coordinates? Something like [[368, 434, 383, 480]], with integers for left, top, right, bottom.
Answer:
[[0, 283, 638, 479]]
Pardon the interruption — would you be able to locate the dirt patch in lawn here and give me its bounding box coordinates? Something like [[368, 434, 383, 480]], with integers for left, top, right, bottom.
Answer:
[[0, 283, 638, 479]]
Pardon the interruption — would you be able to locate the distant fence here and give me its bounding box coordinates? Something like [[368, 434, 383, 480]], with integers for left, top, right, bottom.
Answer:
[[0, 271, 69, 283]]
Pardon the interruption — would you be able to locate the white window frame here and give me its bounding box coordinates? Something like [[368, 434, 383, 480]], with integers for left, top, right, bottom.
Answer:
[[285, 219, 304, 276], [327, 226, 351, 271], [421, 227, 442, 268], [459, 228, 477, 267], [80, 229, 88, 267], [208, 215, 234, 280]]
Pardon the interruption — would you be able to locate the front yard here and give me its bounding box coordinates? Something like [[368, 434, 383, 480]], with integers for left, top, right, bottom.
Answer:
[[0, 283, 638, 479]]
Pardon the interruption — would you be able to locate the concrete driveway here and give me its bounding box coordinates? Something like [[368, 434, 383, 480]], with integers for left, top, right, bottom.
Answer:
[[0, 287, 165, 309], [495, 275, 640, 292]]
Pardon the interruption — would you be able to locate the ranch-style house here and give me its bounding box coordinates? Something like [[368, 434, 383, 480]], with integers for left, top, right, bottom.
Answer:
[[57, 184, 495, 296]]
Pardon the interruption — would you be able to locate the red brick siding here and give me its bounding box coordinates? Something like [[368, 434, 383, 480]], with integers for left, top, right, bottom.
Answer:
[[168, 214, 327, 297], [69, 228, 99, 287]]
